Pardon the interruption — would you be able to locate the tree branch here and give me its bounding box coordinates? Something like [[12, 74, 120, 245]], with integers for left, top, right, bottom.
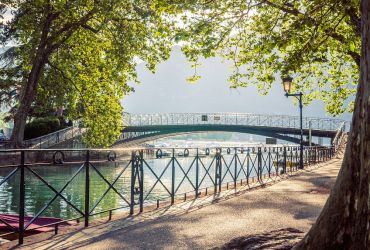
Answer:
[[81, 24, 99, 33], [46, 59, 86, 105], [259, 0, 361, 68]]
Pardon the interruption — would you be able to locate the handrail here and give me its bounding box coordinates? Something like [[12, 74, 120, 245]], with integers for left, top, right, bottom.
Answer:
[[24, 126, 76, 143], [332, 121, 347, 150], [122, 113, 346, 132], [0, 125, 83, 149], [23, 125, 84, 149]]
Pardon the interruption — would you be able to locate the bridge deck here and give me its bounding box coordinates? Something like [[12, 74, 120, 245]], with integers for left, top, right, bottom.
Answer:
[[6, 156, 343, 249]]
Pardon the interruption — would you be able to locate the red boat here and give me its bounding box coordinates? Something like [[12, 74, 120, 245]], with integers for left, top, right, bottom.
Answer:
[[0, 214, 74, 241]]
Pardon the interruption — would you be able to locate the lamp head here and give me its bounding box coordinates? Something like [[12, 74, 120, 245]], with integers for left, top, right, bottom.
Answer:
[[282, 76, 293, 93]]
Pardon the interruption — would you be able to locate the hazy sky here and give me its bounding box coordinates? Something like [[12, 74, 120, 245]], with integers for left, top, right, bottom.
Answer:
[[122, 47, 352, 121]]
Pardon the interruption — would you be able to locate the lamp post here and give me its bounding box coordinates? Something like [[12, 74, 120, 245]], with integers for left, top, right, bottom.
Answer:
[[282, 76, 304, 169]]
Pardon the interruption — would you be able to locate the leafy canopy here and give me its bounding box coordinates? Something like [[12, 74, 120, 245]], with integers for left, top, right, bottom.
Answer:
[[0, 0, 185, 146], [179, 0, 360, 115]]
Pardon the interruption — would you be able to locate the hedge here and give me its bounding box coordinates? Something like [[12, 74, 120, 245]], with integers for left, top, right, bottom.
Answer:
[[24, 116, 68, 140]]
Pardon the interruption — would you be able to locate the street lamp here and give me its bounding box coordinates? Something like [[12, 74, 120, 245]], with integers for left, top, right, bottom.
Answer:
[[282, 76, 304, 169]]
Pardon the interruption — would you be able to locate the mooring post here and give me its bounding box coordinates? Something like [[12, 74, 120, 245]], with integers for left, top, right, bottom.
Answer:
[[18, 151, 25, 245], [84, 150, 90, 227]]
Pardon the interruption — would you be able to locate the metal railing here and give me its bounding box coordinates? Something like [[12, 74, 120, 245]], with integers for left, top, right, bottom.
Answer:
[[23, 126, 84, 149], [0, 125, 84, 150], [0, 145, 336, 244], [332, 122, 347, 151], [123, 113, 345, 131]]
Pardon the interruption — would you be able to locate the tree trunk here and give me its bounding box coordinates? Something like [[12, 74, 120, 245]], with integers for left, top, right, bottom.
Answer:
[[10, 54, 47, 148], [10, 12, 55, 148], [294, 0, 370, 249]]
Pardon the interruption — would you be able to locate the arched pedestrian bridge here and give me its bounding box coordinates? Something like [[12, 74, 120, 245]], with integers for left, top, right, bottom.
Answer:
[[117, 113, 346, 145]]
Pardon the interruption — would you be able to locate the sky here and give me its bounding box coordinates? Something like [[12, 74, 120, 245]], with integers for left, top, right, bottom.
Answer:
[[122, 46, 352, 122]]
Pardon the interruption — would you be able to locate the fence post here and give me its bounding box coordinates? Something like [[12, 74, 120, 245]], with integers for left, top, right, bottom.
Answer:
[[171, 149, 175, 204], [304, 148, 307, 166], [296, 147, 299, 171], [139, 150, 144, 213], [18, 151, 25, 245], [246, 149, 250, 185], [130, 151, 137, 215], [290, 147, 294, 172], [215, 149, 222, 193], [257, 147, 262, 181], [268, 148, 271, 178], [283, 147, 287, 174], [322, 148, 324, 162], [331, 147, 334, 158], [276, 149, 279, 176], [218, 150, 222, 192], [234, 148, 237, 188], [84, 150, 90, 227], [195, 149, 199, 197]]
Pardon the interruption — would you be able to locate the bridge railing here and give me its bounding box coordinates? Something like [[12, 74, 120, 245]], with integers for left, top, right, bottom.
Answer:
[[123, 113, 345, 131], [0, 145, 336, 244]]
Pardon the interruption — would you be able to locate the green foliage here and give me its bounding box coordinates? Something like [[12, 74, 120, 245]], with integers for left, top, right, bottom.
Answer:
[[24, 116, 61, 140], [1, 0, 187, 147], [179, 0, 360, 115]]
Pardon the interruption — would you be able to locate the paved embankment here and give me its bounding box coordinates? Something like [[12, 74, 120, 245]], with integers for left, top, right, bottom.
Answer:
[[4, 156, 342, 250]]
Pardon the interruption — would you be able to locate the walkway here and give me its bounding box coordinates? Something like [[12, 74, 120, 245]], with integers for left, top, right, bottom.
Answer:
[[5, 156, 342, 250]]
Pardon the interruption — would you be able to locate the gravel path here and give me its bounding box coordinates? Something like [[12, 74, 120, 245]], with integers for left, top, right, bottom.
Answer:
[[6, 157, 342, 250]]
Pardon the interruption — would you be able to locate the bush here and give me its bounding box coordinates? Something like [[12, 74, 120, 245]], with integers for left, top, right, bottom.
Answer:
[[57, 116, 68, 129], [24, 117, 62, 140]]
